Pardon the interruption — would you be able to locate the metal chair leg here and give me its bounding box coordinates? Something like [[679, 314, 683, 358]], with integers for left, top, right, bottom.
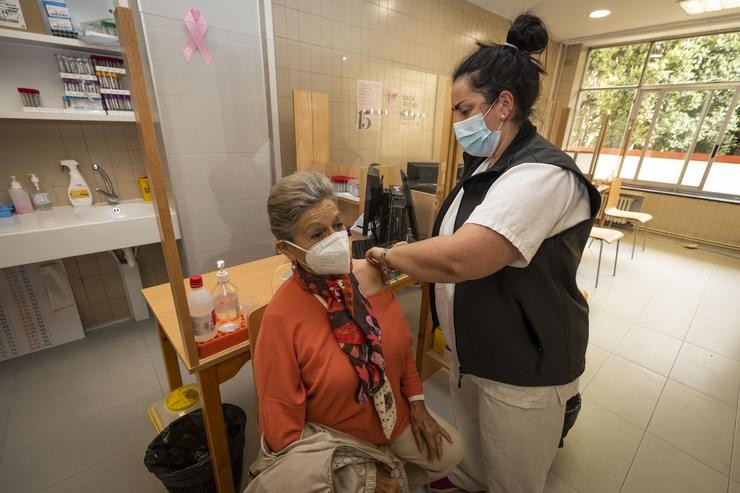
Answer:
[[643, 223, 648, 251], [631, 223, 637, 259], [595, 240, 603, 288], [613, 239, 620, 276]]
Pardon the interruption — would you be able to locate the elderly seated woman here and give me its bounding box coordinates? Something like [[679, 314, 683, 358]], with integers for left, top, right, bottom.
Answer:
[[252, 172, 463, 492]]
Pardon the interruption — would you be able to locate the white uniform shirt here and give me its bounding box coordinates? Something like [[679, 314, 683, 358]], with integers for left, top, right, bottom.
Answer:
[[435, 159, 590, 407]]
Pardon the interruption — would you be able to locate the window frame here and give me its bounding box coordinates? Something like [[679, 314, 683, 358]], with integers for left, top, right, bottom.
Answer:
[[566, 30, 740, 201]]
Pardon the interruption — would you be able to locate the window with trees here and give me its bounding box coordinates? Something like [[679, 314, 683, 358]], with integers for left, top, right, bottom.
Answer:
[[566, 31, 739, 198]]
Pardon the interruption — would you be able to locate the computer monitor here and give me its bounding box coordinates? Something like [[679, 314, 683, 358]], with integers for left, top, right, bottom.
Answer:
[[362, 164, 383, 237], [400, 170, 420, 241], [407, 162, 439, 194]]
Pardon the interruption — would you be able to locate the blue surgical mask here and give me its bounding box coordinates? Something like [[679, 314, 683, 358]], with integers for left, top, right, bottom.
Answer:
[[453, 102, 504, 157]]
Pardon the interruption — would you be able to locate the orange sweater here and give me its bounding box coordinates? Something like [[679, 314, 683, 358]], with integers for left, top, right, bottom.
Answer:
[[254, 275, 423, 452]]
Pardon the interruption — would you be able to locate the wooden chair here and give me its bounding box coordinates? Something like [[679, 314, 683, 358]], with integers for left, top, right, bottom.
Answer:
[[588, 227, 624, 288], [603, 178, 653, 259], [247, 304, 268, 407]]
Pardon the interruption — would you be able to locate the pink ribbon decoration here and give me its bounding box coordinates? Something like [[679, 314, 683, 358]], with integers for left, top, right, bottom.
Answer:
[[181, 9, 213, 65]]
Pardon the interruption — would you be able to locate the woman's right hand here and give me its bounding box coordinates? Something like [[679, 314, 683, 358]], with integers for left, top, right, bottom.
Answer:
[[375, 466, 401, 493]]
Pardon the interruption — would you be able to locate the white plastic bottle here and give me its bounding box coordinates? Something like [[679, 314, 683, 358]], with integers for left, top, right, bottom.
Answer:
[[60, 159, 93, 206], [28, 173, 52, 211], [8, 176, 34, 214], [212, 260, 241, 333], [187, 275, 216, 342]]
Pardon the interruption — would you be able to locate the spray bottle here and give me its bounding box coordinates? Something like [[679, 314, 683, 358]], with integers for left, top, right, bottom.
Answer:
[[60, 160, 92, 206]]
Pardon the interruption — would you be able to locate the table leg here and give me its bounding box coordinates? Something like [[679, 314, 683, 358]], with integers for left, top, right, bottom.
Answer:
[[197, 366, 235, 493], [157, 321, 182, 391]]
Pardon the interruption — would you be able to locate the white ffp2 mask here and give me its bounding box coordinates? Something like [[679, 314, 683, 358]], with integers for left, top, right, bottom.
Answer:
[[286, 230, 351, 275]]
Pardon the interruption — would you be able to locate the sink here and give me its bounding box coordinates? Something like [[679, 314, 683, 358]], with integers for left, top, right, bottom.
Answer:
[[0, 200, 180, 269], [74, 203, 156, 222]]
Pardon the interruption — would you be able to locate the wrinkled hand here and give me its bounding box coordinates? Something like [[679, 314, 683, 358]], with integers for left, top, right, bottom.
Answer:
[[409, 401, 452, 462], [375, 466, 401, 493]]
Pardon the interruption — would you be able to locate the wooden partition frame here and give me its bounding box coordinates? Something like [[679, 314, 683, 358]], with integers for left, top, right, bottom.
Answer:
[[117, 7, 238, 491], [293, 90, 329, 170], [588, 113, 610, 178], [434, 77, 456, 213], [115, 6, 198, 368], [293, 81, 453, 380], [553, 107, 571, 150]]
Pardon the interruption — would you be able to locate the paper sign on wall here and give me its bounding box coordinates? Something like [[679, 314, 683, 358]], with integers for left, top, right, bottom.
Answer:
[[356, 80, 383, 131], [400, 86, 423, 132], [0, 0, 26, 29]]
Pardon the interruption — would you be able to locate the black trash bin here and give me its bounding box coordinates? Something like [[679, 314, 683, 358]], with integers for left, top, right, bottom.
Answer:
[[144, 403, 246, 493]]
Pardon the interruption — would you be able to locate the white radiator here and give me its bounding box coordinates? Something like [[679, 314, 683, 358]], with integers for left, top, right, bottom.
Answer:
[[610, 197, 635, 224]]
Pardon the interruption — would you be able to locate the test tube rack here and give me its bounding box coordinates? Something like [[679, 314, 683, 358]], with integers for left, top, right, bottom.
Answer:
[[54, 53, 133, 114]]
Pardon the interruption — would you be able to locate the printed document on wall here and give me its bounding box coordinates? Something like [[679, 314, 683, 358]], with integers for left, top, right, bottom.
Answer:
[[356, 80, 383, 131], [400, 86, 423, 132]]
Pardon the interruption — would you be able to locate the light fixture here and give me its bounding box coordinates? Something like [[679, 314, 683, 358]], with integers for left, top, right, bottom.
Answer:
[[678, 0, 740, 14], [341, 56, 347, 61], [589, 9, 611, 18]]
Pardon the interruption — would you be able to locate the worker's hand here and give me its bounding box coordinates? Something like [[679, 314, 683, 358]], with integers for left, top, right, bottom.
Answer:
[[409, 401, 453, 462], [365, 246, 385, 268], [375, 466, 401, 493]]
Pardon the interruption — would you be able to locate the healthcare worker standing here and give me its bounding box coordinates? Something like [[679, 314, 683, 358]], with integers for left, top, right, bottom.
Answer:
[[367, 14, 602, 493]]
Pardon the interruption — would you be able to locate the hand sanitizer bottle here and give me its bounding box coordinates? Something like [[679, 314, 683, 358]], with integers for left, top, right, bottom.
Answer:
[[212, 260, 241, 333], [8, 176, 34, 214], [28, 173, 52, 211]]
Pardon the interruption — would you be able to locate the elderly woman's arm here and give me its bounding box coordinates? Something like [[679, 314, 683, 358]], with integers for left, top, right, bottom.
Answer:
[[401, 345, 453, 460], [369, 224, 519, 284], [254, 311, 306, 452], [400, 346, 423, 400]]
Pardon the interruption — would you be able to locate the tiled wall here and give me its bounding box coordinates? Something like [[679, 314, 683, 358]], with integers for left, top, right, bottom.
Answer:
[[0, 121, 146, 206], [271, 0, 562, 175], [135, 0, 276, 276], [61, 243, 169, 330], [136, 243, 171, 290], [63, 252, 128, 329], [640, 193, 740, 248]]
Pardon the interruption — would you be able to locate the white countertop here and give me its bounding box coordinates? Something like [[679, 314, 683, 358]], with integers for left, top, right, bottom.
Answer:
[[0, 200, 180, 268]]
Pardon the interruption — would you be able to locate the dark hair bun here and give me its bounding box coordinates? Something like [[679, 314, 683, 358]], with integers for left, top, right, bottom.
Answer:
[[507, 14, 548, 55]]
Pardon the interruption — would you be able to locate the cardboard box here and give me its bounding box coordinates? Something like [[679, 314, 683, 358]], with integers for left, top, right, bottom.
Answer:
[[0, 0, 47, 34]]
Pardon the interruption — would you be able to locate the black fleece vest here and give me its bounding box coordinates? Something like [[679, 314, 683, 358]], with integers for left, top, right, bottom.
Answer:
[[431, 122, 601, 386]]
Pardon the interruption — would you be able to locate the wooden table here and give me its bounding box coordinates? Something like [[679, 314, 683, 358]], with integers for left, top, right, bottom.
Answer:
[[142, 254, 432, 493]]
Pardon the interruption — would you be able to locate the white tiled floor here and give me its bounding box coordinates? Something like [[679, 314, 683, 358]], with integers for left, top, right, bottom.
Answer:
[[0, 233, 737, 492]]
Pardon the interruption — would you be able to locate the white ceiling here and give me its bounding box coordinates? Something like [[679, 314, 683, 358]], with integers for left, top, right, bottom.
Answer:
[[469, 0, 740, 45]]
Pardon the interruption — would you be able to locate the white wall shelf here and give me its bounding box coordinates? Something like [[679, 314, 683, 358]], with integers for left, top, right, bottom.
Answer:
[[0, 109, 134, 122], [0, 27, 121, 54]]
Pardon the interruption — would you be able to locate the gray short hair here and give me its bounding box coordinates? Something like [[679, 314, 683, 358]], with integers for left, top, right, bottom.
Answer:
[[267, 171, 335, 241]]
